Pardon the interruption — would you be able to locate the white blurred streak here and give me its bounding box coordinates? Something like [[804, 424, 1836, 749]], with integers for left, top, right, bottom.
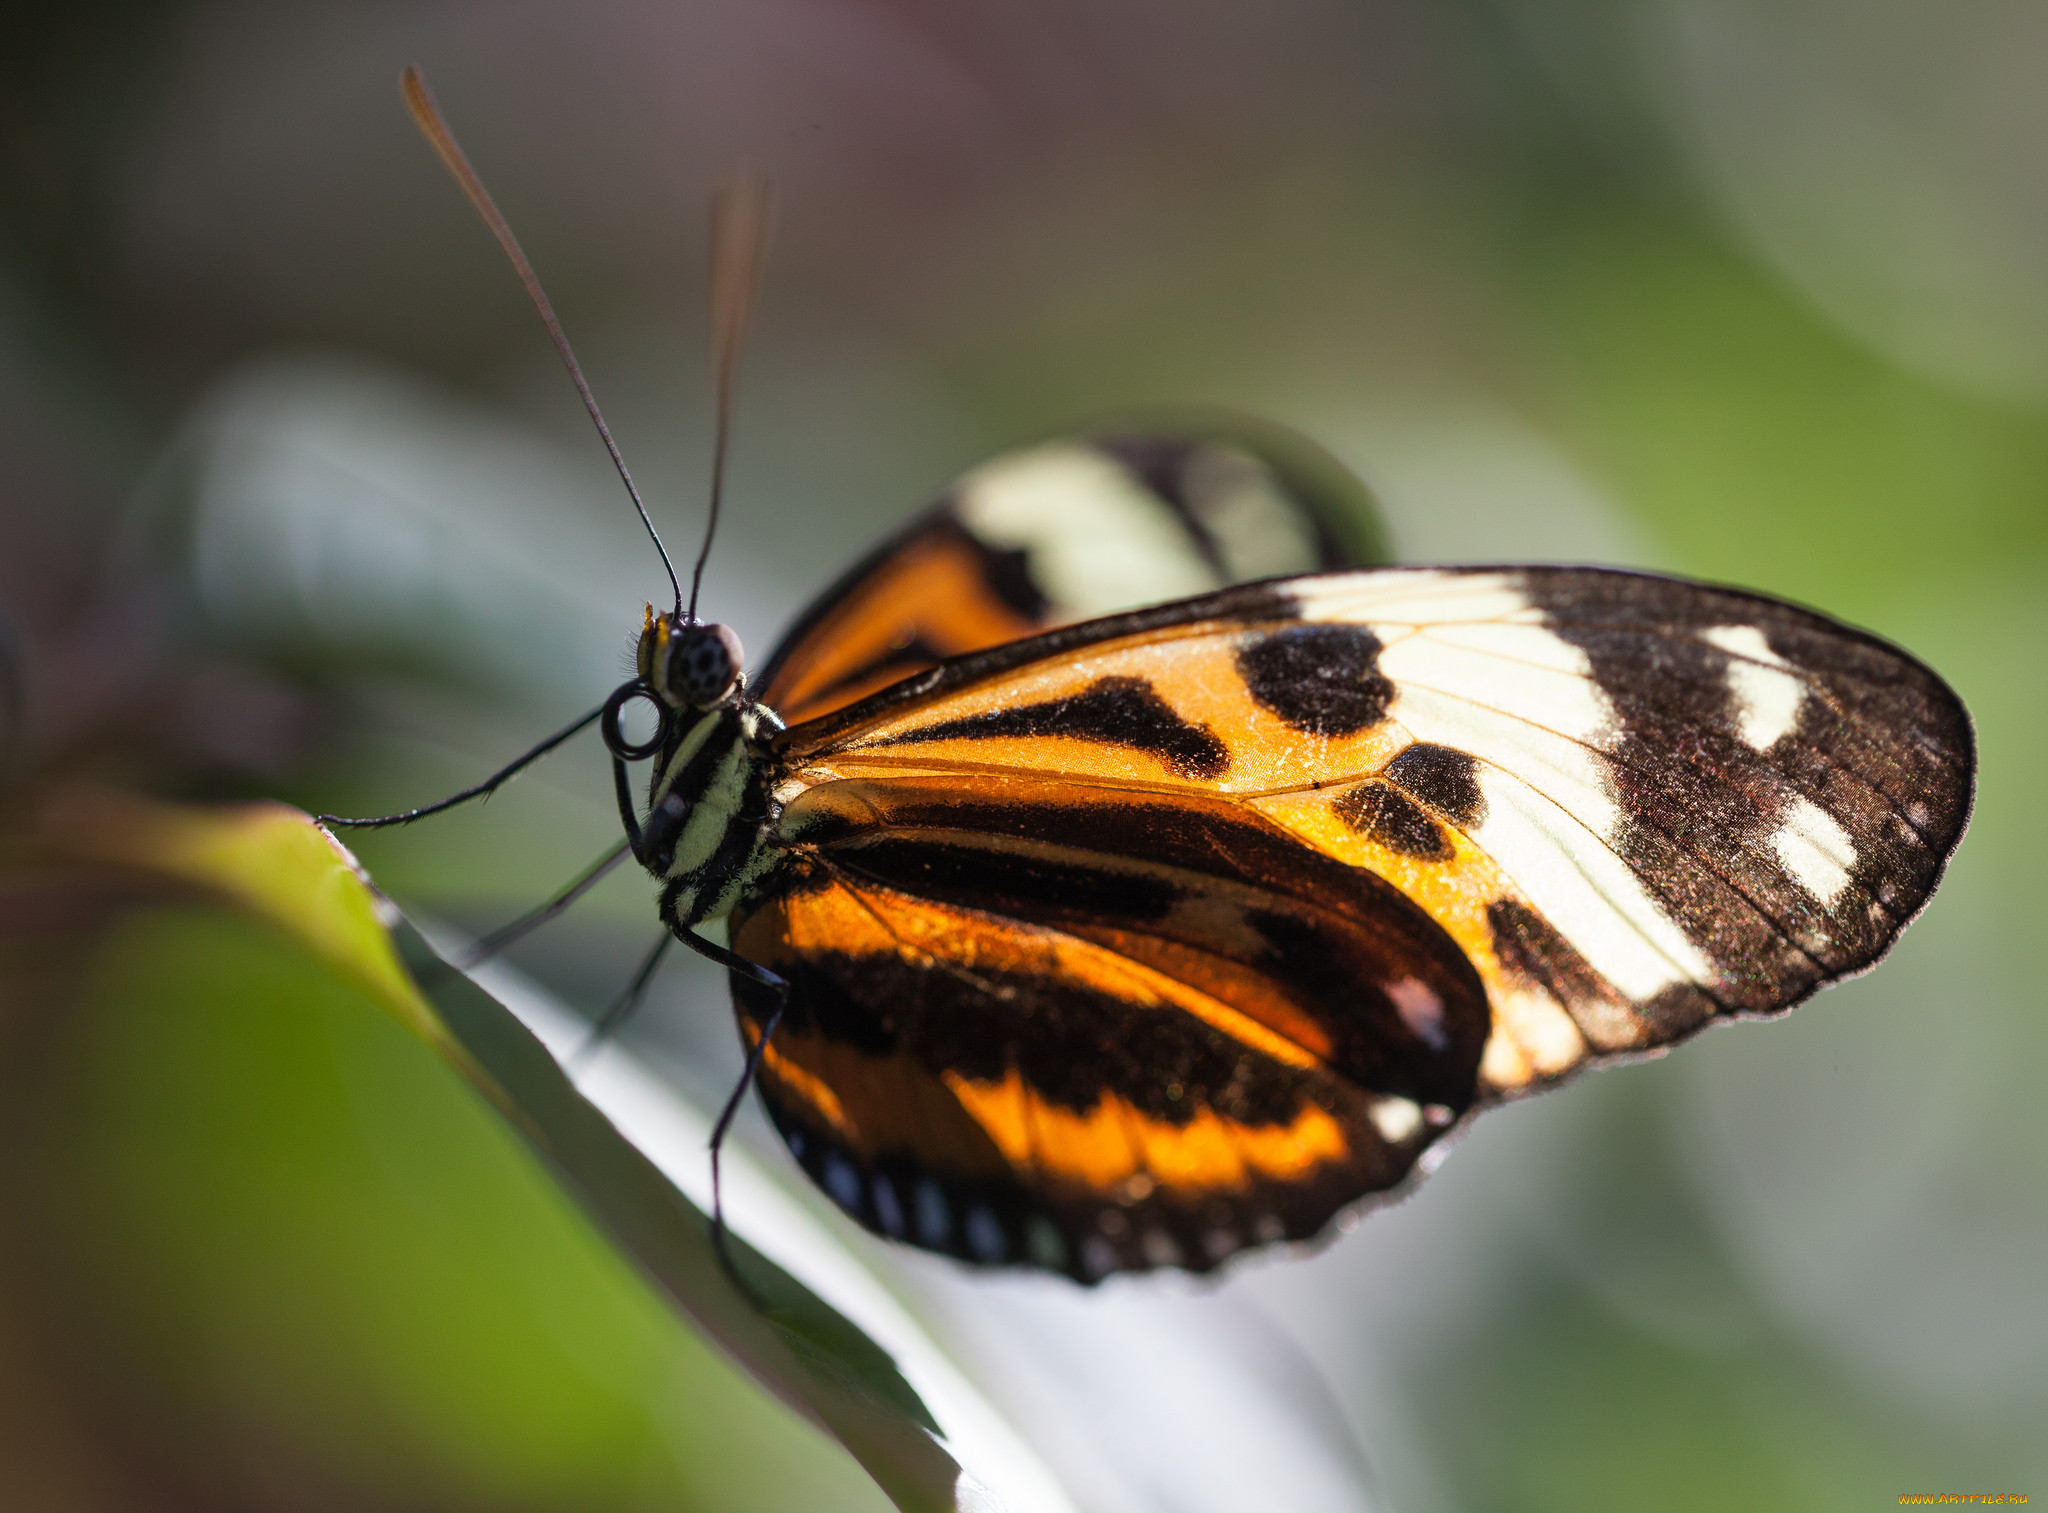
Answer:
[[1231, 1108, 1564, 1513], [1651, 0, 2048, 407], [453, 945, 1389, 1513], [897, 1266, 1383, 1513]]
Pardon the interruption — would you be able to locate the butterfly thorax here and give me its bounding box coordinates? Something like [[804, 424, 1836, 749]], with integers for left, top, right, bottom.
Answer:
[[630, 608, 791, 927]]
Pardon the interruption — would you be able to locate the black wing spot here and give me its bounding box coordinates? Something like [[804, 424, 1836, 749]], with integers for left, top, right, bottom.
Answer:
[[1487, 899, 1718, 1048], [1386, 742, 1486, 826], [1487, 898, 1607, 1008], [1332, 782, 1453, 860], [872, 675, 1229, 779], [1235, 624, 1392, 736]]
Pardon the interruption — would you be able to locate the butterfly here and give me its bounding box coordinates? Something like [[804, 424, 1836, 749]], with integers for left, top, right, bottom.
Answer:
[[334, 71, 1975, 1285]]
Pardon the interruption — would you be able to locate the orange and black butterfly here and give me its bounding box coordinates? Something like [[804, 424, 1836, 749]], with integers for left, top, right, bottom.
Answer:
[[334, 72, 1975, 1285]]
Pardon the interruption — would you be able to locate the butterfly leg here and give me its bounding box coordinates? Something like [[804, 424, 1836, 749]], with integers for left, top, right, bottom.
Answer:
[[567, 929, 676, 1071], [450, 840, 633, 970], [697, 931, 786, 1297], [317, 699, 607, 829], [399, 840, 634, 1005], [607, 744, 647, 861], [659, 893, 788, 1298]]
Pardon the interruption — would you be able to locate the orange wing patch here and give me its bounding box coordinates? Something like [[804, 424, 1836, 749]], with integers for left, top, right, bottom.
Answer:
[[946, 1069, 1353, 1196], [757, 528, 1042, 727]]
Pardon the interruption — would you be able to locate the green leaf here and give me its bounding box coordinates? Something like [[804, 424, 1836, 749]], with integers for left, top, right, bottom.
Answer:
[[28, 787, 1056, 1513]]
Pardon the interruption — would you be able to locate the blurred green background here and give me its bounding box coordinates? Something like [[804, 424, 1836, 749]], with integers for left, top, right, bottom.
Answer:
[[1, 1, 2042, 1509]]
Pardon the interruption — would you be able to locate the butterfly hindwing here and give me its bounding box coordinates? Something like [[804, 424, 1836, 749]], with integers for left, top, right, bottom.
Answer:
[[753, 424, 1384, 727], [728, 773, 1491, 1278]]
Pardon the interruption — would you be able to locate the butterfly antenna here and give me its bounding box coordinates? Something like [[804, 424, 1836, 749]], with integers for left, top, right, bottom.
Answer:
[[401, 66, 683, 614], [688, 169, 774, 623]]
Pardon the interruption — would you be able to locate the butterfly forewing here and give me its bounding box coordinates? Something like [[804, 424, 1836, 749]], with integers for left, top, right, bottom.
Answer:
[[748, 565, 1970, 1230]]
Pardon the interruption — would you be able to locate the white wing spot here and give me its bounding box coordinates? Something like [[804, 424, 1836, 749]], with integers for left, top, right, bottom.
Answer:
[[1388, 684, 1621, 840], [955, 442, 1220, 616], [1140, 1228, 1183, 1268], [1771, 796, 1857, 906], [1369, 1095, 1424, 1145], [872, 1174, 905, 1237], [823, 1154, 862, 1212], [1181, 445, 1322, 579], [1290, 568, 1536, 628], [1379, 622, 1615, 749], [1491, 985, 1590, 1078], [915, 1179, 951, 1247], [965, 1204, 1008, 1262], [1702, 624, 1804, 751]]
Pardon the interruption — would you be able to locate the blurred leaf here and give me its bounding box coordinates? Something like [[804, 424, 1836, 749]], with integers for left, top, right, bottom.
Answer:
[[1418, 1263, 2036, 1513], [18, 789, 1043, 1513], [46, 787, 454, 1053], [1514, 206, 2048, 617]]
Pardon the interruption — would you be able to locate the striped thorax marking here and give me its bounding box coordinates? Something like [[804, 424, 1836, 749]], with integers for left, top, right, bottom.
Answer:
[[648, 701, 787, 926]]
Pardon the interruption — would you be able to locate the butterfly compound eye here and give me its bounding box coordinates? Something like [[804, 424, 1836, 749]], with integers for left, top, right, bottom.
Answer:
[[667, 622, 745, 709]]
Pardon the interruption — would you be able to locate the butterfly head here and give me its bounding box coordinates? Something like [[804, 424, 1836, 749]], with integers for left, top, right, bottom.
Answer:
[[640, 606, 746, 711]]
